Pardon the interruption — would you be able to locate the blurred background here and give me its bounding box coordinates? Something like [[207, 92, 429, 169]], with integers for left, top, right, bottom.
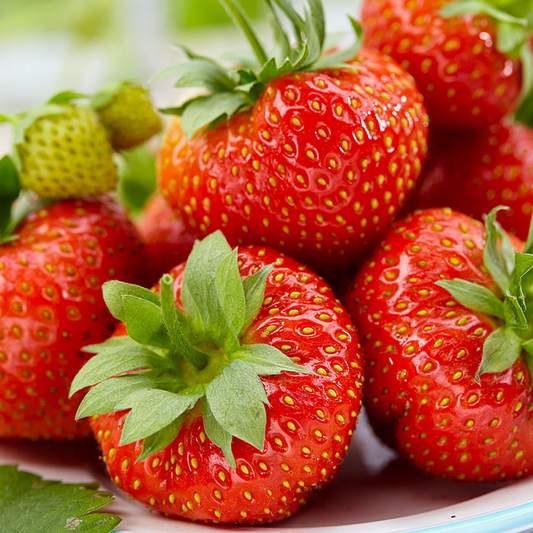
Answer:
[[0, 0, 359, 212], [0, 0, 359, 144]]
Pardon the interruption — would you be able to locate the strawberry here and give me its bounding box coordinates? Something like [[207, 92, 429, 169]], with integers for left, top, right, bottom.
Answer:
[[2, 93, 118, 200], [344, 207, 533, 482], [71, 231, 364, 524], [156, 0, 428, 277], [93, 82, 162, 151], [407, 118, 533, 241], [0, 196, 143, 440], [361, 0, 533, 129], [136, 193, 195, 284]]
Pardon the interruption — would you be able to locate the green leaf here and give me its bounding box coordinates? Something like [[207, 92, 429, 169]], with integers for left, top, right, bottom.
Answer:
[[70, 346, 174, 396], [504, 293, 528, 329], [484, 207, 511, 293], [436, 279, 505, 319], [497, 21, 528, 56], [0, 465, 121, 533], [102, 280, 160, 322], [302, 5, 322, 67], [265, 0, 291, 63], [241, 264, 274, 335], [206, 359, 268, 451], [117, 387, 203, 445], [494, 220, 517, 275], [47, 91, 87, 105], [76, 372, 185, 419], [180, 92, 251, 139], [182, 231, 232, 335], [4, 192, 50, 239], [215, 249, 245, 345], [235, 343, 313, 375], [123, 295, 169, 348], [117, 146, 158, 216], [82, 336, 138, 354], [153, 61, 237, 93], [312, 17, 363, 70], [308, 0, 326, 48], [441, 0, 528, 25], [202, 398, 235, 468], [136, 415, 185, 462], [503, 252, 533, 328], [0, 156, 21, 238], [524, 213, 533, 254], [518, 42, 533, 113], [257, 57, 279, 84], [219, 0, 268, 65], [160, 274, 208, 369], [477, 327, 523, 380], [271, 0, 305, 43]]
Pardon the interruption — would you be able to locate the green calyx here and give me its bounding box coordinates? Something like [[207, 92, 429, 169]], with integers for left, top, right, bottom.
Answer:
[[442, 0, 533, 101], [71, 231, 312, 467], [153, 0, 363, 139], [437, 207, 533, 382]]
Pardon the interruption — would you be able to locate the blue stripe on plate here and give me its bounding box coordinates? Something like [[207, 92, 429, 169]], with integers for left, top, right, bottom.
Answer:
[[113, 502, 533, 533], [399, 503, 533, 533]]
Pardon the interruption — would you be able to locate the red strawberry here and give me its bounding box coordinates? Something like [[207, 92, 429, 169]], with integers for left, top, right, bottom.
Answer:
[[344, 207, 533, 482], [71, 231, 364, 524], [0, 197, 143, 440], [407, 118, 533, 240], [136, 193, 195, 285], [361, 0, 529, 129], [157, 0, 428, 277]]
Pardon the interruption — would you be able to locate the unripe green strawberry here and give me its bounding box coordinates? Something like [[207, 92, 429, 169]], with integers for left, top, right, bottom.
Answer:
[[95, 83, 162, 151], [17, 105, 118, 200]]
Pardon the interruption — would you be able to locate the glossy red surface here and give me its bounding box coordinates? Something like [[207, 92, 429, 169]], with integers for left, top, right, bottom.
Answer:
[[158, 49, 428, 277], [345, 208, 533, 482], [362, 0, 522, 129], [136, 193, 195, 285], [0, 197, 143, 439], [407, 119, 533, 240], [92, 246, 364, 524]]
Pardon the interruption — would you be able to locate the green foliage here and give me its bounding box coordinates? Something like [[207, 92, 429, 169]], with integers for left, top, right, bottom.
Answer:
[[117, 147, 158, 216], [205, 359, 268, 450], [72, 231, 312, 467], [477, 327, 523, 381], [0, 465, 120, 533], [438, 207, 533, 380], [156, 0, 364, 138], [0, 156, 21, 239], [436, 279, 505, 319]]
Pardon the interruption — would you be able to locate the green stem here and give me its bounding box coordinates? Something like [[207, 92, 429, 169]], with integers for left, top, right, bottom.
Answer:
[[218, 0, 268, 66], [0, 113, 19, 126], [160, 274, 208, 370], [264, 0, 291, 59]]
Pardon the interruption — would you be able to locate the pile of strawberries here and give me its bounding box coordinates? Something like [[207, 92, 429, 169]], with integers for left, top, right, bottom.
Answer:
[[1, 0, 533, 527]]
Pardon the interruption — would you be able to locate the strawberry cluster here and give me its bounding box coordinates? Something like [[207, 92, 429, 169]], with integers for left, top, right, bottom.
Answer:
[[2, 0, 533, 528]]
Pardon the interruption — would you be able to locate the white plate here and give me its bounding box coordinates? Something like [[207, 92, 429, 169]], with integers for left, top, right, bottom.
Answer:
[[1, 411, 532, 533]]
